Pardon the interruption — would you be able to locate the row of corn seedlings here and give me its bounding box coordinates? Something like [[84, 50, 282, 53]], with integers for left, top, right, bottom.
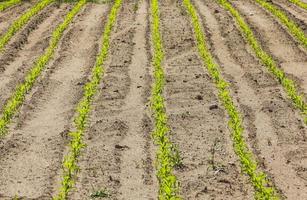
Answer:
[[0, 0, 53, 51], [0, 0, 85, 136], [53, 0, 122, 199], [254, 0, 307, 50], [150, 0, 181, 199], [182, 0, 280, 199], [0, 0, 305, 199], [288, 0, 307, 9], [218, 0, 307, 125], [0, 0, 21, 11]]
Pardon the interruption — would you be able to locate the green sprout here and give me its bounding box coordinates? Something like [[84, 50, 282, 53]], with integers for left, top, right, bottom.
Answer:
[[0, 0, 21, 11], [53, 0, 122, 199], [183, 0, 281, 199], [0, 0, 54, 51], [150, 0, 181, 199]]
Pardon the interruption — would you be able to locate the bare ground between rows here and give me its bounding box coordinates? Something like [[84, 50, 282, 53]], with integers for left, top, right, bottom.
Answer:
[[159, 0, 253, 199], [0, 3, 108, 199], [0, 3, 72, 113], [205, 0, 307, 199], [70, 0, 157, 199], [269, 0, 307, 93], [0, 3, 60, 74], [0, 0, 305, 199], [0, 1, 33, 35], [232, 0, 307, 96], [271, 0, 307, 34]]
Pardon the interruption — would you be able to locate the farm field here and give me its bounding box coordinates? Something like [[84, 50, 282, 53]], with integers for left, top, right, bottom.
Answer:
[[0, 0, 306, 199]]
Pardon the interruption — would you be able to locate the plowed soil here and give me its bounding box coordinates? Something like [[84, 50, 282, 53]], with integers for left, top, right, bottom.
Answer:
[[0, 0, 306, 199]]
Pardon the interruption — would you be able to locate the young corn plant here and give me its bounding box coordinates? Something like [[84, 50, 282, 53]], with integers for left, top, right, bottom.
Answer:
[[0, 0, 53, 51], [53, 0, 122, 199], [0, 0, 86, 137], [254, 0, 307, 50], [90, 189, 109, 199], [150, 0, 181, 199], [183, 0, 280, 199], [0, 0, 21, 11], [217, 0, 307, 125], [288, 0, 307, 9]]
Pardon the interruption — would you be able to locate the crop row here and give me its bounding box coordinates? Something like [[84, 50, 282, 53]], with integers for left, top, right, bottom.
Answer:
[[0, 0, 124, 198], [0, 0, 53, 51], [254, 0, 307, 50], [0, 0, 306, 199], [219, 0, 307, 195], [150, 0, 181, 199], [0, 0, 85, 137], [1, 0, 186, 198], [288, 0, 307, 10], [183, 0, 279, 199], [54, 0, 123, 198], [220, 0, 307, 125], [0, 0, 21, 12]]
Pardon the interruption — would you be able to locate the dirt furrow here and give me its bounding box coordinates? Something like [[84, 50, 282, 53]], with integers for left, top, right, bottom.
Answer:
[[232, 0, 307, 96], [70, 0, 156, 199], [0, 3, 58, 70], [0, 4, 71, 111], [0, 1, 32, 35], [0, 4, 107, 199], [271, 0, 307, 33], [117, 0, 157, 199], [159, 0, 253, 199], [204, 0, 307, 199]]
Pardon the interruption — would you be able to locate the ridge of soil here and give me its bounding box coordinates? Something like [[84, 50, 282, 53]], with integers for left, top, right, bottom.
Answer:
[[159, 0, 253, 199], [209, 0, 307, 199], [0, 3, 108, 199]]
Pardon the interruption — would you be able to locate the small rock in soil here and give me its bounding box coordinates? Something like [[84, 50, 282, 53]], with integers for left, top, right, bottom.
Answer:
[[209, 104, 218, 110]]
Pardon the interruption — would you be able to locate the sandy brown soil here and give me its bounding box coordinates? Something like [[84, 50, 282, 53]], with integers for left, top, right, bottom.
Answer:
[[0, 1, 33, 35], [0, 3, 108, 199], [263, 0, 307, 96], [0, 0, 306, 199], [69, 0, 158, 199], [233, 0, 307, 95], [271, 0, 307, 33], [159, 0, 254, 199], [0, 3, 60, 72], [0, 3, 71, 110], [212, 0, 307, 199]]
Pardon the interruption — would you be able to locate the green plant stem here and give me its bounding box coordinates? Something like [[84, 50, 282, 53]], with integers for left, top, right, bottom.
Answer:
[[219, 0, 307, 125], [53, 0, 122, 199], [150, 0, 181, 199], [288, 0, 307, 9], [183, 0, 280, 199], [254, 0, 307, 50], [0, 0, 85, 136], [0, 0, 53, 51], [0, 0, 21, 11]]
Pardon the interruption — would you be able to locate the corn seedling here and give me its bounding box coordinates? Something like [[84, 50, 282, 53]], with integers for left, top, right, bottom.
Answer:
[[288, 0, 307, 9], [0, 0, 53, 51], [0, 0, 21, 11], [218, 0, 307, 125], [183, 0, 280, 199], [53, 0, 122, 199], [170, 144, 183, 169], [0, 0, 85, 137], [150, 0, 181, 199], [133, 1, 138, 13], [88, 0, 112, 4], [254, 0, 307, 50], [13, 196, 20, 200], [90, 189, 109, 199]]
